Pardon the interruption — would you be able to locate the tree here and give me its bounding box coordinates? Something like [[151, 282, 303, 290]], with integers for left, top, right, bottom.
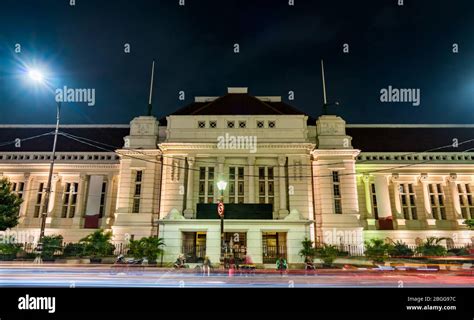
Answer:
[[0, 178, 23, 231], [298, 238, 316, 261], [128, 237, 165, 264], [365, 238, 391, 264], [79, 229, 114, 259], [416, 237, 447, 256]]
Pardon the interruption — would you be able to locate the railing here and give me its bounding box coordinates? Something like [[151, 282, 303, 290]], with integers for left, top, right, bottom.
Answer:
[[4, 241, 128, 256], [182, 244, 206, 263], [262, 245, 287, 263], [337, 244, 365, 257]]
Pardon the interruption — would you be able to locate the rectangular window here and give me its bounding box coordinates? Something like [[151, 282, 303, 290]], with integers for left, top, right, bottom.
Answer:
[[229, 167, 244, 204], [62, 182, 78, 218], [429, 183, 446, 220], [132, 171, 142, 213], [11, 182, 25, 199], [99, 181, 107, 218], [182, 232, 206, 263], [198, 167, 215, 203], [333, 172, 342, 214], [258, 167, 274, 204], [400, 183, 417, 220], [458, 183, 474, 219], [34, 182, 46, 218], [370, 183, 378, 219], [262, 232, 287, 263]]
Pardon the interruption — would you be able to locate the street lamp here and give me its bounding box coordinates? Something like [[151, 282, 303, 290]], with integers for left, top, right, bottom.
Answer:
[[217, 180, 227, 269], [27, 67, 61, 263]]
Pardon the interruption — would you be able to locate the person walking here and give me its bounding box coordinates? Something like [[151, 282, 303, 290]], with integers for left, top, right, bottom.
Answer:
[[203, 256, 211, 276], [276, 256, 288, 276]]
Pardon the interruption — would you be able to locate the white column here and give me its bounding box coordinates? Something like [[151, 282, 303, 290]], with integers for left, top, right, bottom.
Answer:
[[391, 175, 402, 217], [216, 156, 225, 201], [373, 174, 392, 218], [248, 156, 255, 203], [72, 174, 88, 227], [184, 157, 194, 218], [419, 174, 432, 219], [362, 175, 372, 216], [101, 174, 115, 228], [448, 174, 461, 218], [47, 175, 60, 216], [20, 174, 33, 218], [278, 156, 288, 218]]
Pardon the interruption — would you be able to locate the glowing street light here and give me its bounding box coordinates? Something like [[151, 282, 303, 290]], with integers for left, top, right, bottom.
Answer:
[[25, 66, 61, 264]]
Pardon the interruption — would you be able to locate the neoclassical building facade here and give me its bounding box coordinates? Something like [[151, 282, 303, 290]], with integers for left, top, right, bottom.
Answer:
[[1, 87, 473, 264]]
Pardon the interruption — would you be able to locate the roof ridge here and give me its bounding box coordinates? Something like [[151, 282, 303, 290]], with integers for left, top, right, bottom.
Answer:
[[347, 124, 474, 128], [0, 124, 130, 128]]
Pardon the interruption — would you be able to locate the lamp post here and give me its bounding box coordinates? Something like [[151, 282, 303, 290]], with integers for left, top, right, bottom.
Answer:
[[217, 180, 227, 269], [27, 68, 61, 263]]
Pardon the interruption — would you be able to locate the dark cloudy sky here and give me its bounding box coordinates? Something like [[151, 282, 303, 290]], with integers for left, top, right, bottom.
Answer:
[[1, 0, 474, 124]]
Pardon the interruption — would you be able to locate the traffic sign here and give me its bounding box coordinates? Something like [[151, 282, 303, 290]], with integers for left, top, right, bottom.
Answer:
[[217, 201, 224, 217]]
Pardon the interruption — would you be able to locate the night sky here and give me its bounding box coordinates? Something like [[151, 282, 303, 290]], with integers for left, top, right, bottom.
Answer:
[[1, 0, 474, 125]]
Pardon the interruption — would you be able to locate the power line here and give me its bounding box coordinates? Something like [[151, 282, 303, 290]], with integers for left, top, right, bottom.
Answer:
[[59, 131, 474, 180], [59, 130, 474, 169]]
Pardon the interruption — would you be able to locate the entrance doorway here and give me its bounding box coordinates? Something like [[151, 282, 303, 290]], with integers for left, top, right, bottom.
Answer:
[[224, 232, 247, 264], [262, 232, 287, 263], [182, 232, 206, 263]]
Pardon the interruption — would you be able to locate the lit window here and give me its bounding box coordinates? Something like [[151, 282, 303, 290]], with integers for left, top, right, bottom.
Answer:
[[333, 172, 342, 214], [429, 183, 446, 220], [62, 182, 78, 218], [458, 183, 474, 219], [258, 167, 274, 204], [399, 183, 417, 220], [198, 167, 214, 203], [132, 171, 143, 213]]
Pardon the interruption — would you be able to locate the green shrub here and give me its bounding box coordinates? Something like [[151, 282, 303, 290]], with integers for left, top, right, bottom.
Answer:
[[315, 244, 342, 266], [0, 242, 22, 260], [128, 237, 165, 263], [388, 240, 414, 257], [447, 247, 469, 256], [416, 237, 447, 256], [62, 243, 86, 258], [79, 230, 114, 258], [463, 219, 474, 230], [365, 239, 391, 264], [40, 235, 64, 260]]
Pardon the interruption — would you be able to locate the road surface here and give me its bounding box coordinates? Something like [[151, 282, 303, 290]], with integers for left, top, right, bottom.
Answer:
[[0, 265, 472, 287]]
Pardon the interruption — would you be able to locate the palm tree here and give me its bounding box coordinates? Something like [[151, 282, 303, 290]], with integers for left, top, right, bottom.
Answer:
[[416, 237, 447, 256], [79, 229, 114, 262], [128, 237, 165, 264], [364, 238, 391, 264]]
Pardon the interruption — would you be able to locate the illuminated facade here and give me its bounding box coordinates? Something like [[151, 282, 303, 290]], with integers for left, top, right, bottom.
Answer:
[[1, 88, 473, 265]]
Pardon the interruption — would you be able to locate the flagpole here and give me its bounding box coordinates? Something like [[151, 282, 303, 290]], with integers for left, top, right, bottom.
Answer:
[[147, 60, 155, 116], [321, 59, 328, 115]]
